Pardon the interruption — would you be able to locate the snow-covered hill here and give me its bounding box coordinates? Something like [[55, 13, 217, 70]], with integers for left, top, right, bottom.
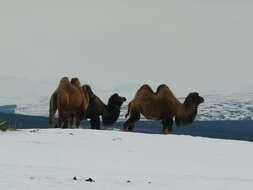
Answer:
[[0, 129, 252, 190]]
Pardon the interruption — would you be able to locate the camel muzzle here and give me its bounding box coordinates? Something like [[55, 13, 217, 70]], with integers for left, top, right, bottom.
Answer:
[[121, 97, 127, 102], [199, 97, 204, 104]]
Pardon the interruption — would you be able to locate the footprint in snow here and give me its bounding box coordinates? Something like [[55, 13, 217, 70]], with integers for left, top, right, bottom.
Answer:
[[30, 129, 39, 133], [85, 178, 95, 182], [73, 177, 95, 182], [112, 137, 122, 141]]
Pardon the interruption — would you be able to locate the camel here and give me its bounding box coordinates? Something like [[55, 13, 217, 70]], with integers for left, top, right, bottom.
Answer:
[[123, 84, 204, 134], [61, 77, 92, 128], [48, 77, 89, 128], [82, 85, 126, 129]]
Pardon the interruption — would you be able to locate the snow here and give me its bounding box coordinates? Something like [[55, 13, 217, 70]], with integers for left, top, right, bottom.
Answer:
[[196, 93, 253, 121], [1, 129, 253, 190]]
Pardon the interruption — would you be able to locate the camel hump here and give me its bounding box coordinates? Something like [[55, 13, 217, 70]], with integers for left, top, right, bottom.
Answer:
[[58, 76, 72, 89], [82, 84, 92, 92], [71, 77, 81, 87], [138, 84, 154, 93], [156, 84, 169, 93], [156, 84, 177, 99], [82, 84, 95, 99]]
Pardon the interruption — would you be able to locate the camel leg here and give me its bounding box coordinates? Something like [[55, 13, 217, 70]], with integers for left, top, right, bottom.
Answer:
[[161, 117, 173, 134], [62, 119, 68, 128], [55, 112, 66, 128], [63, 113, 71, 128], [75, 117, 81, 128], [58, 112, 71, 129], [123, 111, 140, 132], [69, 114, 74, 128], [90, 115, 101, 129], [75, 111, 82, 128], [55, 119, 62, 128], [62, 114, 72, 128]]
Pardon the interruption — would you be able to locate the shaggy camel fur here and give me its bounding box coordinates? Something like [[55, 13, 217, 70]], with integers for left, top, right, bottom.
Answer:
[[48, 77, 89, 128], [82, 85, 126, 129], [123, 84, 204, 134]]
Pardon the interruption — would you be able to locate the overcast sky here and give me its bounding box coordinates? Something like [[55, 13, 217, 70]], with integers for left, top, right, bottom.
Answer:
[[0, 0, 252, 99]]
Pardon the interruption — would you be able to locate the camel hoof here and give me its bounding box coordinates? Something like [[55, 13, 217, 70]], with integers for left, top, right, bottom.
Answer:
[[163, 128, 171, 134], [122, 126, 128, 131]]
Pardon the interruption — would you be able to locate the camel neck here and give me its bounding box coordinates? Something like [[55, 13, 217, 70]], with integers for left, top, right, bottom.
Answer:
[[175, 103, 198, 126], [102, 104, 121, 126]]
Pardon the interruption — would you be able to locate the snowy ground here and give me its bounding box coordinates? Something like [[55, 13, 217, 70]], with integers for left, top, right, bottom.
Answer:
[[1, 129, 253, 190]]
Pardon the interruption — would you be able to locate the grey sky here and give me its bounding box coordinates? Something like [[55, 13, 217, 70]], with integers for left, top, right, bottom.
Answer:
[[0, 0, 252, 99]]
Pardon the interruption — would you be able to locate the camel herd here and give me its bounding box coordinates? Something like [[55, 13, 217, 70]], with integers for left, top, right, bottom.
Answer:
[[49, 77, 204, 134]]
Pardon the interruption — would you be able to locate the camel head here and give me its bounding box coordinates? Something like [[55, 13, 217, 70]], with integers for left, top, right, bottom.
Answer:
[[108, 93, 127, 107], [183, 92, 204, 107], [175, 92, 204, 126], [102, 93, 126, 126]]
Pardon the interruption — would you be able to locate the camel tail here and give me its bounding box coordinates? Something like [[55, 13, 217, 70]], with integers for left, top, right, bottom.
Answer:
[[125, 102, 131, 118], [48, 92, 58, 127]]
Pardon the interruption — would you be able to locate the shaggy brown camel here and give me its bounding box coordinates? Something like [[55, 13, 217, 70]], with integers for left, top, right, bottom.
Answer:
[[48, 77, 89, 128], [61, 78, 92, 128], [123, 84, 204, 134], [82, 85, 126, 129]]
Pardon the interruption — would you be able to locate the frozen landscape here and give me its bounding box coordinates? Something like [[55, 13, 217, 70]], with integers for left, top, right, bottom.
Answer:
[[1, 92, 253, 121], [1, 129, 253, 190], [1, 0, 253, 189], [0, 93, 253, 189]]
